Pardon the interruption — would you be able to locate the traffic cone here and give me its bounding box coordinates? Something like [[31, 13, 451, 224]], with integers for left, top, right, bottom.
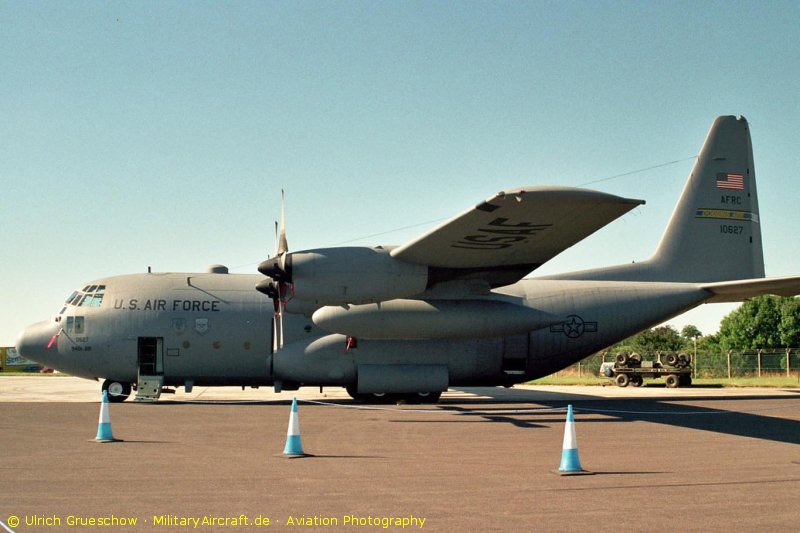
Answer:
[[282, 398, 308, 457], [557, 404, 590, 475], [95, 390, 121, 443]]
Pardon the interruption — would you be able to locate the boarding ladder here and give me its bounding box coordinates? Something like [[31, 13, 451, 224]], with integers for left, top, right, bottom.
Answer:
[[134, 375, 163, 402]]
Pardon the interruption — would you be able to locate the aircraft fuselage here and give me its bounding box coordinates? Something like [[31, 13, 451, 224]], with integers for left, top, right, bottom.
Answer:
[[18, 270, 712, 394]]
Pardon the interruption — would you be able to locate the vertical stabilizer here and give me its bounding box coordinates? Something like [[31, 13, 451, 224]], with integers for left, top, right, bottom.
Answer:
[[549, 115, 765, 283], [647, 115, 764, 282]]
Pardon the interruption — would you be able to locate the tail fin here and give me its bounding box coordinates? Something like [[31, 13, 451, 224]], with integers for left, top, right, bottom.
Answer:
[[646, 115, 764, 282], [552, 115, 765, 283]]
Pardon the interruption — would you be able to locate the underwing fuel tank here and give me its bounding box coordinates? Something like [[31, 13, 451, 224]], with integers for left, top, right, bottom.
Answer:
[[311, 299, 559, 339]]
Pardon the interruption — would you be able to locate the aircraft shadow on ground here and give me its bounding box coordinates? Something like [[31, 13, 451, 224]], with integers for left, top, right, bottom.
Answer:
[[434, 388, 800, 446], [161, 387, 800, 446], [583, 400, 800, 446]]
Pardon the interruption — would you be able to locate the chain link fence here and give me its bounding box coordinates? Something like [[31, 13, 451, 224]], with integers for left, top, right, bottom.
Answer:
[[561, 348, 799, 379]]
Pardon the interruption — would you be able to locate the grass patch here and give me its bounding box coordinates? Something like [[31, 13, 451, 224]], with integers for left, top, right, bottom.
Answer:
[[528, 375, 800, 388], [692, 376, 800, 388], [0, 371, 68, 377], [529, 376, 609, 386]]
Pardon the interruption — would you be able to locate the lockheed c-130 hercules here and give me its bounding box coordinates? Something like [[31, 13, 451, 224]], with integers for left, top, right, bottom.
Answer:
[[16, 115, 800, 402]]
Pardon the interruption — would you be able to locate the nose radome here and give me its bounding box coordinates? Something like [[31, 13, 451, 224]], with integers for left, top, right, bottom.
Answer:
[[16, 320, 59, 366]]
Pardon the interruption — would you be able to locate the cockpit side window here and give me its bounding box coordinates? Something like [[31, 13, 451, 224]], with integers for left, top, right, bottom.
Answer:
[[64, 316, 85, 334]]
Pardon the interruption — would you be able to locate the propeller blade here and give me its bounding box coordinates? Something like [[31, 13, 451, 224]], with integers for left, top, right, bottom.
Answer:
[[277, 189, 288, 256], [274, 220, 279, 256], [277, 282, 285, 350]]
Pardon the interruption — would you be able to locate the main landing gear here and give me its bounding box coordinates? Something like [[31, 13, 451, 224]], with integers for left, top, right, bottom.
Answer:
[[345, 386, 442, 404]]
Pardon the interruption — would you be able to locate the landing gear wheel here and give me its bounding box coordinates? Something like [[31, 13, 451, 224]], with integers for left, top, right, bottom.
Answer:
[[404, 392, 442, 404], [345, 387, 394, 404], [102, 379, 131, 402], [665, 374, 680, 388], [615, 374, 630, 388], [615, 353, 629, 366]]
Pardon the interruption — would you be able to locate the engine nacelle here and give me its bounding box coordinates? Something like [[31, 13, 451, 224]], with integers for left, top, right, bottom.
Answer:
[[283, 246, 428, 307]]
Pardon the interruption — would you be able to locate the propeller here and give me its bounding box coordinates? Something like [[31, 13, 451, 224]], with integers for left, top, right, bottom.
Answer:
[[256, 190, 293, 351]]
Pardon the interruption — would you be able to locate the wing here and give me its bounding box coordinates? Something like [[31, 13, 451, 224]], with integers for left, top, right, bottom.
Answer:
[[391, 186, 644, 288]]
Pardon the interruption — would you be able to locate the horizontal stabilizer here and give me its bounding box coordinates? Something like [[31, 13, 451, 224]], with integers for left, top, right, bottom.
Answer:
[[701, 276, 800, 303]]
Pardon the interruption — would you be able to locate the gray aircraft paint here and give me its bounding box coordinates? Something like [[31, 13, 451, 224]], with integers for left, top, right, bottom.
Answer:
[[16, 116, 800, 398]]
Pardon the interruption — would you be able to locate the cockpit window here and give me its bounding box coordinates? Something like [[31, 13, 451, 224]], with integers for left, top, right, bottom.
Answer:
[[63, 285, 106, 310]]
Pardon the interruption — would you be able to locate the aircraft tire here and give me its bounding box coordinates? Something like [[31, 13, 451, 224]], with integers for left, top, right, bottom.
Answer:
[[404, 392, 442, 404], [102, 379, 131, 402], [615, 374, 630, 387], [345, 387, 393, 404], [665, 374, 680, 388]]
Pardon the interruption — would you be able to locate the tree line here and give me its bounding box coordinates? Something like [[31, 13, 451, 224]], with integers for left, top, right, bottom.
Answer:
[[608, 295, 800, 355]]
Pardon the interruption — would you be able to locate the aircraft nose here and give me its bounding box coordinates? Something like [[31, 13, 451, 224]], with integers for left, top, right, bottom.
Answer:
[[16, 320, 60, 366]]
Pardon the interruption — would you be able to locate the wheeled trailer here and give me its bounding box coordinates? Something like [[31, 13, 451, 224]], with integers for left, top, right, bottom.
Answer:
[[601, 352, 693, 388]]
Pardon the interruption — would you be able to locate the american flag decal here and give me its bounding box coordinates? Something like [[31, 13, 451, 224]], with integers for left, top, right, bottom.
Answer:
[[716, 172, 744, 190]]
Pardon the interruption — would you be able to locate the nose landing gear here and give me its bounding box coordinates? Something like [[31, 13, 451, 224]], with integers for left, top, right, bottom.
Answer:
[[102, 379, 132, 402]]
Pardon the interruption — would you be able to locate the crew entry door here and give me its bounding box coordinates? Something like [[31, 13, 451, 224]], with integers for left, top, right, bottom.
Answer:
[[137, 337, 164, 376], [135, 337, 164, 402]]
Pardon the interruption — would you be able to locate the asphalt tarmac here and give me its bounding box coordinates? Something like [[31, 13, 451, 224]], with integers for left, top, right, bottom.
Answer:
[[1, 378, 799, 532]]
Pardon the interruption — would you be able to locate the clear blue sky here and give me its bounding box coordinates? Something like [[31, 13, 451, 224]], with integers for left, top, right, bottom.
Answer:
[[3, 1, 799, 345]]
